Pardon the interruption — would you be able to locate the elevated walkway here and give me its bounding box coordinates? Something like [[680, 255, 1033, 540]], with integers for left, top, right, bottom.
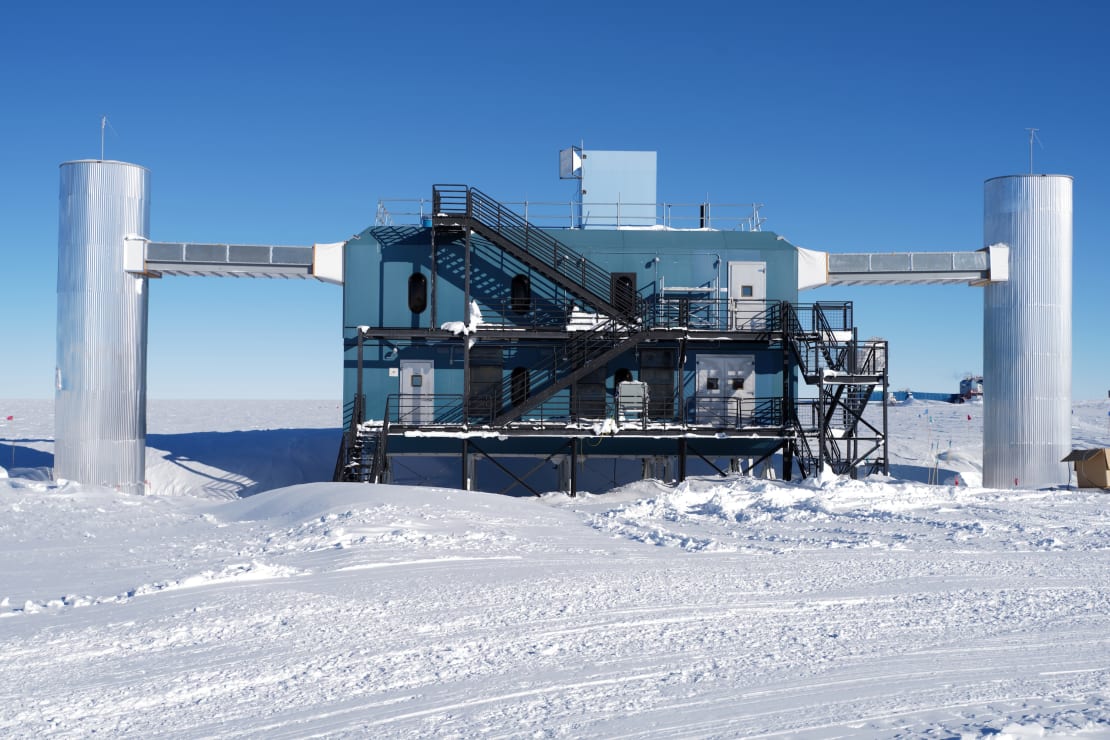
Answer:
[[123, 239, 345, 282], [807, 244, 1009, 286]]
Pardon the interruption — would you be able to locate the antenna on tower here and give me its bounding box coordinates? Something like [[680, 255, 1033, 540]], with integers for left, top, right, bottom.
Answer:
[[100, 116, 117, 161], [1025, 127, 1043, 173]]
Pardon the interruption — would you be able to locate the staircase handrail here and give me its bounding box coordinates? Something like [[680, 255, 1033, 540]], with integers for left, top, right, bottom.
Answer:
[[812, 304, 847, 371], [369, 398, 391, 483], [433, 184, 645, 321], [467, 187, 617, 305], [490, 318, 649, 426], [483, 315, 628, 419], [780, 302, 821, 377]]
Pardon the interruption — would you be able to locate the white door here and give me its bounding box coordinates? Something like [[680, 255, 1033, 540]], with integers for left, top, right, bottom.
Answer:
[[728, 261, 767, 330], [399, 360, 434, 424], [695, 355, 755, 427]]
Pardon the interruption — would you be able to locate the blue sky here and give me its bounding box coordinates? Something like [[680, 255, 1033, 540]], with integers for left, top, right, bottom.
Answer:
[[2, 0, 1108, 400]]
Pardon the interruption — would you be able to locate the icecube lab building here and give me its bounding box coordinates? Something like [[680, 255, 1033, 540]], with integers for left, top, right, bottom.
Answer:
[[55, 151, 1068, 494]]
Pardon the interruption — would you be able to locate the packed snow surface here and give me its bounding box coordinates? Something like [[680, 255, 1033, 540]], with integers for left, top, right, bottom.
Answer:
[[1, 399, 1109, 737]]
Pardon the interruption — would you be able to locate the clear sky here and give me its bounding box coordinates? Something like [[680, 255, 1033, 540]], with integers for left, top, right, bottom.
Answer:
[[2, 0, 1108, 400]]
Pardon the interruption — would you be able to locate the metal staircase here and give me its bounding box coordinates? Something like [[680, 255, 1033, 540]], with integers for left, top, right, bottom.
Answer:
[[781, 302, 888, 477], [336, 397, 389, 483], [432, 185, 656, 427], [432, 185, 641, 320], [486, 318, 649, 426]]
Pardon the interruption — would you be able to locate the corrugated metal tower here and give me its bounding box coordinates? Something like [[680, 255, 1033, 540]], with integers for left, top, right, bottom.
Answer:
[[55, 160, 151, 493], [983, 174, 1072, 489]]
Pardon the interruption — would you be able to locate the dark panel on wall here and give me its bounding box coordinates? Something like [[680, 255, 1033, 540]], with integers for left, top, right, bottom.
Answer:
[[640, 348, 676, 419], [573, 366, 607, 419], [468, 347, 503, 420], [610, 272, 637, 316]]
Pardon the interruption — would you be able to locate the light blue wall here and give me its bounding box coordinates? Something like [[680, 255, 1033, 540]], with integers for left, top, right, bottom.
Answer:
[[343, 225, 800, 425], [551, 228, 798, 303], [579, 150, 657, 228]]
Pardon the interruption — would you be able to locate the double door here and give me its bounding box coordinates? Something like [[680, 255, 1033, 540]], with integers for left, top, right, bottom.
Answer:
[[695, 354, 755, 427]]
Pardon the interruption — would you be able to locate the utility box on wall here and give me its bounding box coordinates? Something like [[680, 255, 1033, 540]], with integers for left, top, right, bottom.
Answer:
[[1062, 449, 1110, 489]]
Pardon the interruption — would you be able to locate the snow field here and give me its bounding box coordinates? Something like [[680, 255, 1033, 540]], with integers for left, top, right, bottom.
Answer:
[[0, 400, 1109, 737]]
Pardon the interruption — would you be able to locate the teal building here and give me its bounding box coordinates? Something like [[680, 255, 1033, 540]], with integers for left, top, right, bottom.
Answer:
[[336, 158, 887, 494]]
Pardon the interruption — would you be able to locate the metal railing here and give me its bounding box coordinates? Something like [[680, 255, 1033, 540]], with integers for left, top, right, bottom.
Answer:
[[780, 302, 870, 378], [434, 297, 864, 339], [383, 391, 783, 431], [380, 197, 767, 231], [336, 392, 389, 483], [453, 299, 572, 329], [782, 301, 853, 334], [793, 399, 857, 432], [650, 297, 780, 332], [485, 315, 642, 424], [688, 396, 783, 429]]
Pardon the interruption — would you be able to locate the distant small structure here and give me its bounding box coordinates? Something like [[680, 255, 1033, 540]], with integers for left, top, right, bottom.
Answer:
[[1062, 449, 1110, 489], [956, 375, 983, 403]]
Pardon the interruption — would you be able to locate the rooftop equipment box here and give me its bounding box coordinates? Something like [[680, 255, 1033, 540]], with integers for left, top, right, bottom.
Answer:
[[1061, 449, 1110, 489]]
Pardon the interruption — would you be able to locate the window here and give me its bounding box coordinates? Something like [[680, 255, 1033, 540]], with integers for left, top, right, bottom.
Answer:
[[408, 273, 428, 314], [732, 378, 744, 390], [410, 374, 422, 388], [706, 377, 719, 391], [740, 285, 754, 298]]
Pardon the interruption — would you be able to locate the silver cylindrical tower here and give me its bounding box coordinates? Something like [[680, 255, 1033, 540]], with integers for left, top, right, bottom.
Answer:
[[56, 160, 151, 493], [983, 174, 1072, 489]]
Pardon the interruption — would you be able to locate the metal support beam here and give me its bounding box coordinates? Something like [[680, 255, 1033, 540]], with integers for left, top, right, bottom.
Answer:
[[461, 439, 470, 490], [745, 445, 781, 477], [678, 438, 687, 482], [469, 441, 545, 498], [782, 337, 793, 482], [686, 443, 729, 478], [462, 227, 472, 420], [569, 440, 578, 497], [430, 223, 438, 328]]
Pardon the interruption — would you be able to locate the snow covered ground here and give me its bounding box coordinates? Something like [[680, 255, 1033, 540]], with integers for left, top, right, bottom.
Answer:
[[2, 399, 1109, 737]]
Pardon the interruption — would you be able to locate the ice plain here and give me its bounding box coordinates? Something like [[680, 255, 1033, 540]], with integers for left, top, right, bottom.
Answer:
[[1, 398, 1109, 738]]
